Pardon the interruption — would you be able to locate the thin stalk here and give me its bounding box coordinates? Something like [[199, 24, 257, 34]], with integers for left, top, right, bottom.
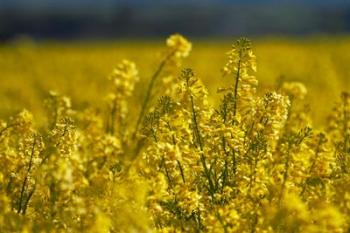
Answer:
[[249, 151, 259, 194], [196, 208, 203, 232], [230, 147, 237, 188], [221, 137, 230, 192], [18, 136, 36, 214], [216, 211, 228, 233], [220, 98, 229, 190], [233, 50, 242, 116], [166, 121, 185, 183], [109, 98, 117, 135], [133, 50, 175, 138], [151, 128, 158, 142], [300, 134, 323, 197], [177, 160, 186, 183], [161, 156, 173, 189], [279, 145, 291, 206], [166, 121, 177, 146], [189, 93, 215, 195], [22, 184, 36, 215]]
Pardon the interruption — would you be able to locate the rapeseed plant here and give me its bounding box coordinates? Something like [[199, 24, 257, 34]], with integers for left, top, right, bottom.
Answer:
[[0, 34, 349, 233]]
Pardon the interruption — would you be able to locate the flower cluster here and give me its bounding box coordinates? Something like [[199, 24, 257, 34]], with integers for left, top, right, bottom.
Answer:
[[166, 34, 192, 58], [282, 82, 308, 100], [106, 59, 139, 137]]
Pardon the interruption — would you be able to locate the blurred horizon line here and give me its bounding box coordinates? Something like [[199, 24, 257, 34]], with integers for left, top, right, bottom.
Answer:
[[1, 2, 350, 41]]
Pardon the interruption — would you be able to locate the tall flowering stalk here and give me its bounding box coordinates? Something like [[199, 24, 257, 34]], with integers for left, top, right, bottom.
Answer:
[[222, 38, 257, 118], [133, 34, 192, 138], [107, 59, 139, 136]]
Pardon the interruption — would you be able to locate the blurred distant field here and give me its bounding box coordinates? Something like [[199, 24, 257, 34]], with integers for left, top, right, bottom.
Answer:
[[0, 37, 349, 125]]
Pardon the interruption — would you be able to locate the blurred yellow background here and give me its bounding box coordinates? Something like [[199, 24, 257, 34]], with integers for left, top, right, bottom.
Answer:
[[1, 37, 349, 126]]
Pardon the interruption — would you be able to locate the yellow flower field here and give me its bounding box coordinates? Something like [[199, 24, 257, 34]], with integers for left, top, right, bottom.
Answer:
[[0, 35, 349, 232], [1, 37, 349, 124]]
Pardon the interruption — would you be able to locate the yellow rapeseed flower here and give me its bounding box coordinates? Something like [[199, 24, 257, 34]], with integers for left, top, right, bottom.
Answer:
[[166, 34, 192, 58]]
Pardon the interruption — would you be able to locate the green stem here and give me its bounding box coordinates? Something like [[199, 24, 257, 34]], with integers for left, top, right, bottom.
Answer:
[[300, 134, 324, 197], [133, 50, 175, 138], [110, 98, 117, 135], [22, 184, 36, 215], [233, 50, 242, 117], [279, 145, 291, 206], [161, 156, 173, 189], [18, 136, 36, 214], [189, 93, 215, 195], [177, 160, 186, 183]]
